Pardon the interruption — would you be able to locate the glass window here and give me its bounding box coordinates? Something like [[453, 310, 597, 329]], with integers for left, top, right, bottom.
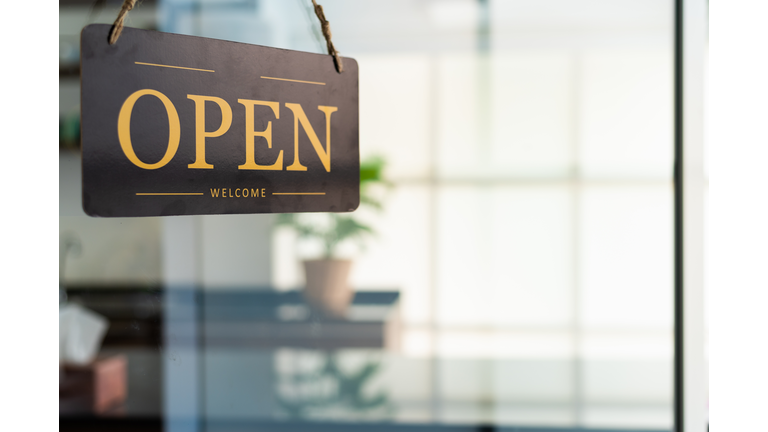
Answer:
[[59, 1, 675, 431]]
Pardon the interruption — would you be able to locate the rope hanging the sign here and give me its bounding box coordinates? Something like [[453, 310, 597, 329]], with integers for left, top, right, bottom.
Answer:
[[107, 0, 343, 73], [108, 0, 136, 45], [311, 0, 344, 73]]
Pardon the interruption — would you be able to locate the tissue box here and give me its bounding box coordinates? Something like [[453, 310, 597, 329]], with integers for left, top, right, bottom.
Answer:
[[60, 303, 109, 365], [59, 354, 127, 414]]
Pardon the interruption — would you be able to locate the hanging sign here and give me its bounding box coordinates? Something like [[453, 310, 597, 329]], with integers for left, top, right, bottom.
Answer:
[[80, 24, 359, 217]]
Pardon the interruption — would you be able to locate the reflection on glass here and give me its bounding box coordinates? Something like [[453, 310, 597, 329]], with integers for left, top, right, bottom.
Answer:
[[275, 351, 393, 420]]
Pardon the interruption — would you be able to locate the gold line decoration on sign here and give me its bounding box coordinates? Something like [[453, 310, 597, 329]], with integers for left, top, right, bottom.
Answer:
[[272, 192, 326, 196], [260, 76, 326, 85], [136, 192, 205, 196], [135, 62, 215, 73]]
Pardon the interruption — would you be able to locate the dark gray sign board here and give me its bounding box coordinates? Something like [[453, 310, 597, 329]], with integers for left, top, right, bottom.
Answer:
[[80, 24, 359, 217]]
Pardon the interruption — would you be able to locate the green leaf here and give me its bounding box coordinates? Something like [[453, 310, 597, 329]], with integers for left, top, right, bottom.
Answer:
[[360, 156, 385, 184]]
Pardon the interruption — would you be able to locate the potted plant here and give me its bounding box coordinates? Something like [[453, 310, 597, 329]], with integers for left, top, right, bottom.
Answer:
[[275, 156, 388, 318]]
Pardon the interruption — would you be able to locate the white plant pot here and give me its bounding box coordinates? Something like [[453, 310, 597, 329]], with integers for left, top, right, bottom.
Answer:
[[302, 259, 353, 319]]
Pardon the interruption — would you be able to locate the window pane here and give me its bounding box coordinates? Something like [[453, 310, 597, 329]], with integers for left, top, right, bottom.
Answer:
[[60, 1, 676, 431]]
